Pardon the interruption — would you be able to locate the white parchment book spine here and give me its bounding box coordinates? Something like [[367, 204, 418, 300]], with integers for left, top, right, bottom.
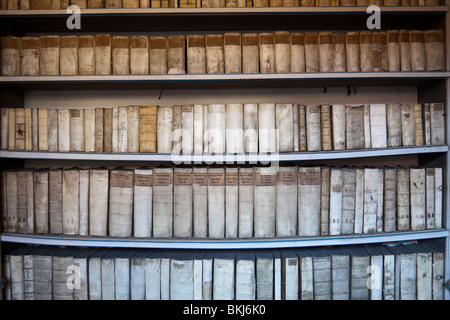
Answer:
[[133, 169, 153, 238], [298, 167, 321, 236]]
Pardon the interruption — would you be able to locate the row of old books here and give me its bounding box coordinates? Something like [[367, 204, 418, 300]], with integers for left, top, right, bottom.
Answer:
[[2, 241, 445, 300], [1, 165, 443, 239], [1, 103, 445, 154], [1, 29, 445, 76], [0, 0, 442, 9]]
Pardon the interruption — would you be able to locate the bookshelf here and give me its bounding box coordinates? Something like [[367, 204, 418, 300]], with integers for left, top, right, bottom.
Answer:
[[0, 3, 449, 300]]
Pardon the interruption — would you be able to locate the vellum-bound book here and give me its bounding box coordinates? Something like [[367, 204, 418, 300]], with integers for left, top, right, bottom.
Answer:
[[39, 35, 59, 75], [304, 32, 319, 72], [332, 33, 346, 72], [306, 105, 321, 151], [281, 250, 299, 300], [320, 167, 330, 235], [100, 250, 117, 300], [167, 35, 185, 74], [193, 167, 208, 238], [290, 32, 305, 73], [258, 103, 276, 153], [242, 33, 259, 73], [372, 32, 388, 72], [49, 169, 63, 235], [47, 109, 58, 152], [425, 168, 435, 229], [84, 109, 95, 153], [346, 32, 360, 72], [95, 34, 111, 75], [430, 103, 445, 145], [94, 108, 104, 153], [396, 167, 410, 231], [320, 105, 332, 151], [243, 103, 258, 153], [152, 168, 173, 237], [238, 167, 254, 238], [89, 169, 109, 236], [254, 167, 276, 238], [298, 167, 321, 236], [8, 108, 15, 150], [410, 30, 426, 71], [1, 36, 21, 76], [363, 168, 378, 233], [259, 33, 275, 73], [208, 167, 225, 238], [208, 104, 226, 154], [193, 105, 203, 155], [14, 108, 25, 151], [62, 169, 80, 235], [174, 168, 193, 237], [346, 105, 366, 147], [363, 105, 371, 149], [6, 171, 18, 233], [130, 35, 149, 75], [425, 30, 445, 71], [16, 171, 28, 234], [390, 244, 417, 300], [386, 103, 401, 147], [109, 170, 134, 237], [331, 105, 346, 150], [58, 109, 70, 152], [376, 169, 384, 232], [181, 105, 194, 155], [293, 104, 299, 152], [341, 168, 356, 235], [276, 103, 294, 152], [34, 170, 49, 234], [53, 249, 76, 300], [256, 250, 274, 300], [360, 31, 373, 72], [329, 168, 343, 235], [410, 168, 426, 231], [206, 34, 224, 74], [170, 252, 195, 300], [112, 36, 130, 75], [70, 109, 85, 152], [60, 36, 78, 76], [318, 32, 333, 72], [298, 105, 307, 151], [172, 105, 182, 155], [324, 247, 350, 300], [213, 251, 235, 300], [413, 104, 423, 146], [187, 35, 206, 74], [149, 36, 167, 75], [225, 104, 244, 154], [139, 106, 157, 153], [309, 247, 332, 300], [78, 170, 89, 236], [276, 167, 297, 237], [1, 108, 8, 149], [20, 37, 39, 76], [434, 167, 442, 229], [133, 169, 152, 238], [400, 104, 415, 147], [225, 167, 239, 238], [369, 104, 387, 148], [384, 168, 397, 232], [400, 30, 412, 71], [127, 106, 140, 153], [274, 31, 290, 73], [157, 106, 173, 154], [387, 30, 400, 72], [295, 249, 313, 300], [224, 33, 241, 74], [78, 35, 95, 75]]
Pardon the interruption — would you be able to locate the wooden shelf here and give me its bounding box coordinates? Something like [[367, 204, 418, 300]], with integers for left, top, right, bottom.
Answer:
[[2, 229, 448, 249], [1, 145, 447, 162]]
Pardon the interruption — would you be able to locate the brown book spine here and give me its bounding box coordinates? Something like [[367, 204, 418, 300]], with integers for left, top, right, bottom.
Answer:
[[139, 105, 158, 153]]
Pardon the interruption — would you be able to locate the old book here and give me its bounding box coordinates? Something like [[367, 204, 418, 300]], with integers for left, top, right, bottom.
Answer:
[[53, 248, 76, 300], [57, 109, 70, 152], [203, 105, 209, 153], [130, 250, 148, 300], [372, 31, 388, 72], [1, 108, 8, 149], [304, 32, 319, 72], [6, 171, 18, 233], [16, 171, 28, 234], [70, 109, 85, 152], [34, 170, 49, 234], [26, 170, 34, 234], [130, 35, 149, 75], [409, 167, 426, 231], [33, 247, 56, 300], [276, 103, 294, 152], [307, 247, 332, 300], [274, 31, 290, 73], [306, 105, 321, 151], [77, 169, 88, 236], [280, 250, 299, 300], [193, 167, 208, 238], [172, 105, 182, 155], [259, 33, 275, 73], [320, 167, 330, 235], [83, 109, 95, 153], [62, 169, 79, 235], [78, 35, 95, 75], [360, 31, 373, 72], [401, 104, 415, 147], [421, 242, 445, 300], [138, 105, 157, 153], [329, 168, 343, 235], [32, 108, 38, 151], [386, 103, 402, 147], [105, 0, 122, 7], [170, 252, 195, 300], [400, 30, 412, 71], [115, 250, 134, 300], [430, 103, 445, 145], [1, 36, 20, 76], [49, 169, 63, 235], [256, 250, 274, 300], [341, 168, 356, 235], [242, 33, 259, 73], [346, 32, 360, 72], [181, 105, 194, 155], [213, 251, 235, 300], [37, 108, 49, 151], [396, 167, 410, 231], [225, 104, 244, 154], [324, 247, 350, 300], [275, 167, 297, 237], [109, 170, 134, 238], [423, 103, 431, 145], [94, 108, 104, 153], [117, 106, 128, 153], [331, 33, 346, 72], [127, 106, 140, 153], [88, 0, 105, 7], [133, 169, 152, 238], [346, 246, 370, 300], [410, 30, 426, 71], [318, 32, 333, 72], [60, 36, 78, 76], [103, 108, 113, 153], [224, 33, 241, 74], [89, 169, 109, 236], [298, 167, 321, 236], [174, 168, 193, 237], [167, 35, 185, 74], [384, 168, 397, 232], [225, 167, 239, 238], [425, 30, 445, 71], [409, 244, 433, 300], [254, 167, 276, 238], [434, 167, 442, 229], [363, 105, 371, 149], [243, 103, 258, 153], [73, 248, 98, 300], [390, 244, 417, 300], [320, 104, 332, 151], [14, 108, 25, 151], [363, 168, 378, 233], [290, 32, 305, 73], [425, 168, 435, 229], [20, 37, 39, 76], [157, 106, 173, 154], [152, 168, 173, 237], [298, 105, 307, 151], [369, 104, 387, 148], [258, 103, 276, 153], [205, 34, 224, 74], [47, 109, 58, 152], [376, 169, 384, 232], [100, 250, 117, 300], [187, 35, 206, 74], [207, 104, 226, 154], [8, 108, 15, 150], [149, 36, 168, 75], [387, 30, 400, 72], [207, 167, 225, 238], [39, 35, 59, 75], [112, 36, 130, 75], [87, 248, 109, 300], [95, 34, 112, 75], [413, 103, 424, 146], [331, 104, 345, 150], [293, 104, 299, 152], [144, 250, 163, 300], [238, 167, 254, 238]]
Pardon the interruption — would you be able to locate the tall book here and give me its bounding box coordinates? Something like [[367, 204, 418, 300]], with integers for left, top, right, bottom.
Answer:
[[127, 106, 140, 153], [14, 108, 25, 151], [1, 108, 8, 149], [60, 36, 78, 75], [84, 109, 95, 153], [206, 34, 224, 74], [225, 167, 239, 238], [93, 108, 104, 153], [345, 32, 360, 72], [47, 109, 58, 152], [117, 106, 128, 153], [89, 169, 109, 236], [73, 248, 98, 300], [95, 34, 112, 75], [280, 250, 299, 300], [254, 167, 276, 238], [400, 30, 412, 71], [187, 35, 206, 74], [115, 250, 134, 300], [290, 33, 305, 73], [78, 35, 95, 75], [430, 103, 445, 145], [421, 242, 445, 300], [39, 35, 59, 75], [53, 248, 76, 300], [112, 36, 130, 75], [170, 252, 195, 300], [410, 30, 426, 72], [363, 105, 371, 149], [133, 169, 152, 238], [235, 251, 256, 300], [243, 103, 258, 153], [149, 36, 167, 75], [207, 167, 225, 238], [408, 244, 433, 300], [425, 30, 445, 71], [434, 167, 443, 229], [410, 167, 426, 231], [384, 167, 397, 232], [157, 106, 173, 154], [369, 104, 387, 148], [224, 32, 241, 74], [298, 166, 322, 237], [70, 109, 85, 152], [389, 244, 417, 300], [363, 168, 379, 233], [331, 104, 346, 150], [400, 104, 415, 147], [130, 35, 149, 75], [193, 104, 204, 155], [16, 171, 28, 234], [193, 167, 208, 238], [20, 37, 39, 76], [103, 108, 113, 153], [256, 250, 274, 300], [275, 103, 294, 152], [320, 167, 330, 235], [332, 33, 346, 72], [325, 247, 350, 300], [62, 169, 79, 235], [49, 169, 63, 234], [305, 105, 321, 151], [206, 104, 225, 154], [242, 33, 259, 73], [373, 31, 388, 72], [320, 104, 332, 151], [386, 103, 402, 147], [181, 104, 195, 155], [341, 168, 356, 235], [238, 167, 254, 238], [173, 168, 193, 237], [152, 168, 173, 237], [225, 104, 244, 154], [346, 246, 370, 300], [276, 166, 297, 237], [259, 33, 275, 73], [138, 105, 157, 153], [387, 30, 400, 71], [167, 35, 185, 74], [329, 167, 343, 235], [57, 109, 70, 152], [213, 251, 235, 300], [274, 31, 290, 73], [6, 171, 18, 233], [145, 250, 163, 300], [38, 108, 48, 151], [108, 170, 134, 238], [396, 167, 410, 231], [318, 32, 333, 72], [34, 170, 49, 234], [307, 247, 332, 300]]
